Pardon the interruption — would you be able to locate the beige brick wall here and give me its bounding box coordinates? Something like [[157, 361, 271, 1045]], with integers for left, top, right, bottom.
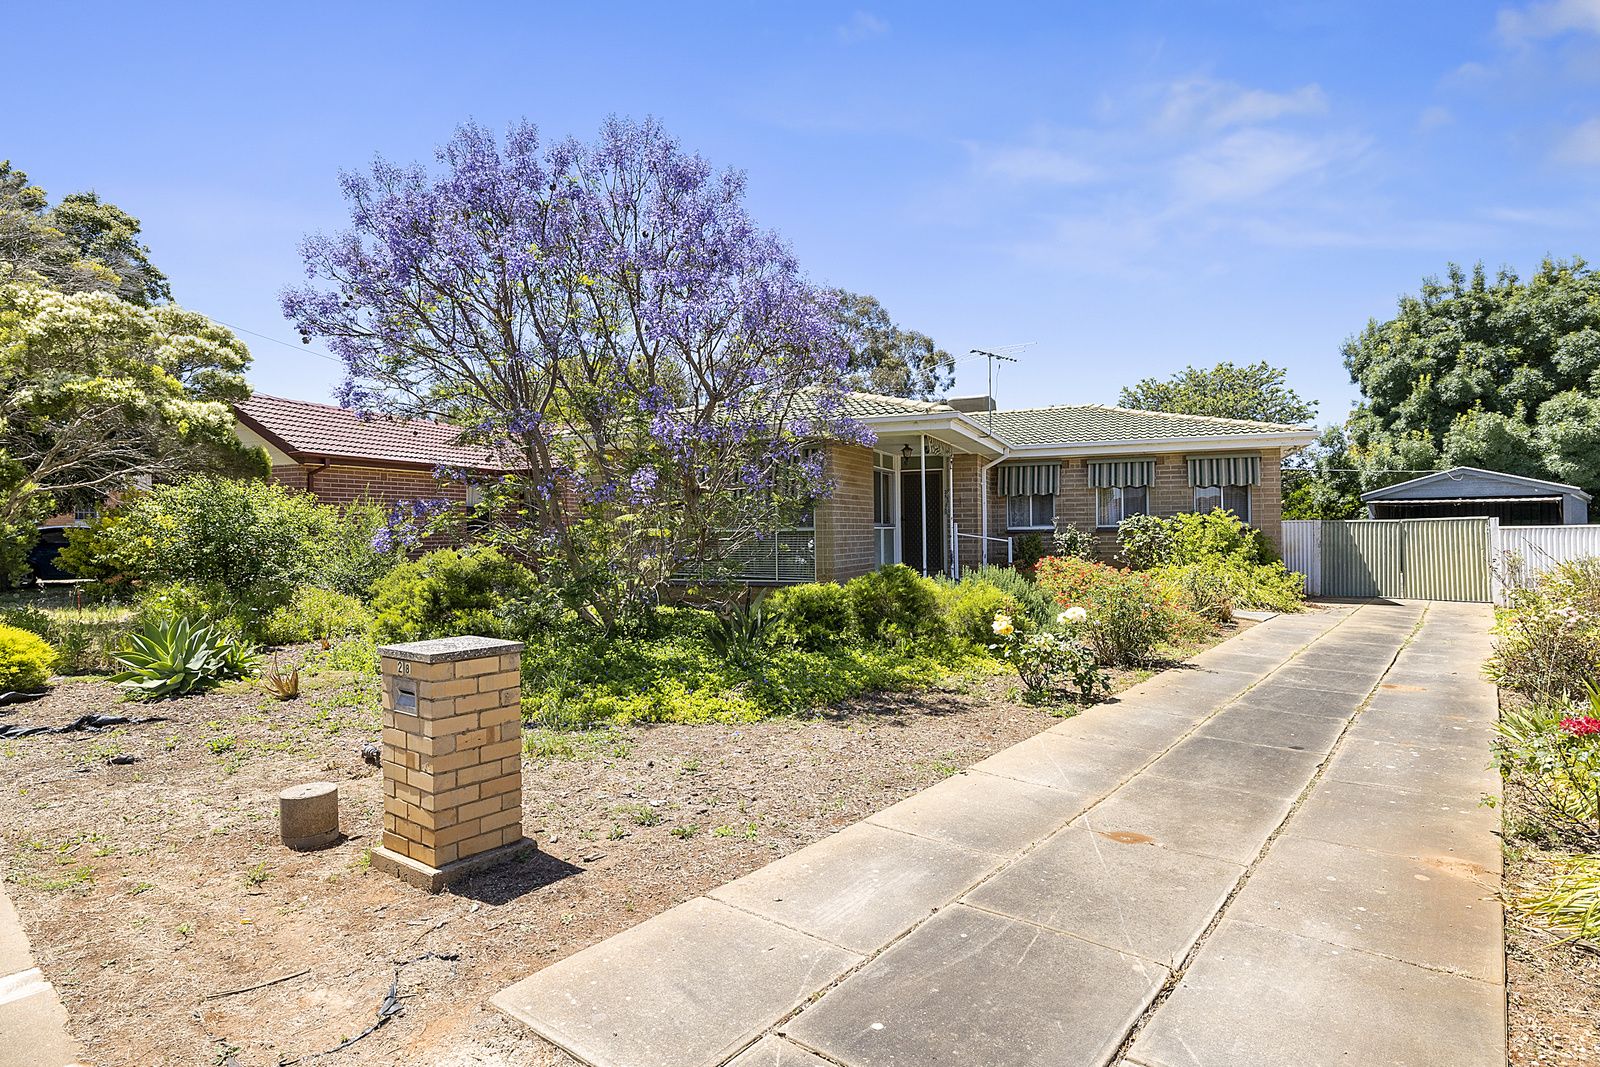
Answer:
[[982, 448, 1287, 562], [267, 461, 470, 510], [816, 443, 876, 582], [379, 650, 523, 870], [952, 455, 985, 570]]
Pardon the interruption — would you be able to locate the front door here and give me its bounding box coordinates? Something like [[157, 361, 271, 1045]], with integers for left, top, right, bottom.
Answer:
[[900, 468, 945, 576]]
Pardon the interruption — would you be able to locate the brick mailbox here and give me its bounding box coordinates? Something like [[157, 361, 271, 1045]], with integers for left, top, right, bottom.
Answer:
[[370, 635, 528, 891]]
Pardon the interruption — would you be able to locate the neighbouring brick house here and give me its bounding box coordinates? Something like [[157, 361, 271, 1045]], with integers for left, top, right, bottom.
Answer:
[[232, 394, 506, 509]]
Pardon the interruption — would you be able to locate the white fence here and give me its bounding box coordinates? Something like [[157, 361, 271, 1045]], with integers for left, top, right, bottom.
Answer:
[[1284, 518, 1600, 601], [1491, 524, 1600, 592]]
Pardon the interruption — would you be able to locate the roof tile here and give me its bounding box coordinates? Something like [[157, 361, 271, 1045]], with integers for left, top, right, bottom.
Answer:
[[236, 394, 502, 470]]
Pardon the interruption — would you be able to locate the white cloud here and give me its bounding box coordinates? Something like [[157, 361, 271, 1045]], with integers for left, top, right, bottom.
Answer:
[[1554, 116, 1600, 163], [836, 10, 888, 44], [1157, 78, 1328, 133], [1171, 128, 1360, 204], [970, 143, 1100, 185], [1417, 105, 1454, 131], [1497, 0, 1600, 41]]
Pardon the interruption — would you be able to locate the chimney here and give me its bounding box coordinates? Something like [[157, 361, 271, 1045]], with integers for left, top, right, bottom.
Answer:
[[946, 395, 996, 414]]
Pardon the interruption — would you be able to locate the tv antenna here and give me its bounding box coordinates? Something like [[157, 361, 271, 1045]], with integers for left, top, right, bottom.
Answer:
[[969, 344, 1033, 430]]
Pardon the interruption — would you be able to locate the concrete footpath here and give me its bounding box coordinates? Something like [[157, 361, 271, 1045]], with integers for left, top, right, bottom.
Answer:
[[494, 601, 1505, 1067], [0, 881, 83, 1067]]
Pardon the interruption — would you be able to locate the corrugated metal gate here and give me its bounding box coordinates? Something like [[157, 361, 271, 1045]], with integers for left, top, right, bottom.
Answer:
[[1282, 517, 1493, 602]]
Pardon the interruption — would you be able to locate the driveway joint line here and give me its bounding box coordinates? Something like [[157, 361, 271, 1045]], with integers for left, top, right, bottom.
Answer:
[[1109, 601, 1431, 1064]]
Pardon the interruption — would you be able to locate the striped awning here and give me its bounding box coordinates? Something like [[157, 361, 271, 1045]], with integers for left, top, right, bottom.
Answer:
[[996, 462, 1060, 497], [1188, 454, 1261, 487], [1087, 459, 1155, 488]]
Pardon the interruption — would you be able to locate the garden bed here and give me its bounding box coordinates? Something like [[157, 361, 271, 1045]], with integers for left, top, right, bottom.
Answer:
[[0, 623, 1247, 1066], [1501, 702, 1600, 1067]]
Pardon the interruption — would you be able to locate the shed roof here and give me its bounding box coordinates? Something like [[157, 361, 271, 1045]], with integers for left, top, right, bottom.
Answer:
[[1360, 466, 1592, 503], [234, 394, 504, 471]]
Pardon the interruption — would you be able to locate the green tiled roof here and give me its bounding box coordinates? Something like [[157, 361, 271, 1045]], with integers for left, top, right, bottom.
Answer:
[[830, 391, 953, 418], [982, 404, 1306, 445]]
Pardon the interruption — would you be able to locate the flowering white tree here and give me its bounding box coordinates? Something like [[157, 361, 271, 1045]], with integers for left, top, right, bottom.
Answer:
[[0, 277, 256, 579]]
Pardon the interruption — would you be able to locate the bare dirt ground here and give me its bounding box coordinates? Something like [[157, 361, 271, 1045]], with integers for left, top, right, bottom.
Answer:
[[0, 624, 1254, 1067]]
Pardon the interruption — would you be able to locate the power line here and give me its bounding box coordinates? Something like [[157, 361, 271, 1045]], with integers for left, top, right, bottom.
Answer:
[[213, 319, 343, 365]]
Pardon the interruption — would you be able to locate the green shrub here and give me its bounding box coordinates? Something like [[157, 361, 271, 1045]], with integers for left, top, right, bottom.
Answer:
[[60, 477, 401, 610], [1013, 533, 1049, 571], [961, 565, 1058, 629], [1050, 523, 1096, 560], [0, 623, 58, 691], [1488, 559, 1600, 704], [1034, 556, 1183, 666], [765, 583, 853, 650], [939, 579, 1027, 645], [1492, 695, 1600, 844], [1116, 510, 1300, 613], [1119, 508, 1277, 569], [369, 548, 538, 643], [261, 587, 373, 646], [843, 565, 943, 643], [110, 615, 257, 700], [0, 602, 133, 674]]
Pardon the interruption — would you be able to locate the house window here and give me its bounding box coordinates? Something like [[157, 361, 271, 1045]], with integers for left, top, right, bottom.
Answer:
[[1096, 486, 1149, 528], [1006, 493, 1055, 530], [465, 484, 485, 506], [873, 452, 896, 566], [1194, 484, 1251, 521]]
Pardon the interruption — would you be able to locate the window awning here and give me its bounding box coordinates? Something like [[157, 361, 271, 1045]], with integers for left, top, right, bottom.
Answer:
[[1087, 459, 1155, 488], [997, 462, 1059, 497], [1188, 454, 1261, 487]]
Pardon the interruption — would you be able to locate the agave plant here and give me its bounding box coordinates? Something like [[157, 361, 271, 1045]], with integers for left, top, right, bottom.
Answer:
[[111, 615, 258, 700]]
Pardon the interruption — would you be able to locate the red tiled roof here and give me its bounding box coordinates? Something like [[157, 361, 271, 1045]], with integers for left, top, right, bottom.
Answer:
[[235, 394, 504, 470]]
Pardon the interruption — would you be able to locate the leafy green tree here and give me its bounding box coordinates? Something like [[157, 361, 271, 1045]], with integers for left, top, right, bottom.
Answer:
[[831, 289, 954, 400], [0, 161, 169, 305], [1119, 360, 1316, 424], [0, 281, 259, 582], [1338, 258, 1600, 500]]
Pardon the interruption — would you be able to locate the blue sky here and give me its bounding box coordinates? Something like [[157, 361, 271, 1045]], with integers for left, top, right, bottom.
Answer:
[[11, 1, 1600, 423]]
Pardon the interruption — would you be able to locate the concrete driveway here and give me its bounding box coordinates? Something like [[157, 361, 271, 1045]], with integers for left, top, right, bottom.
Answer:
[[495, 601, 1504, 1067]]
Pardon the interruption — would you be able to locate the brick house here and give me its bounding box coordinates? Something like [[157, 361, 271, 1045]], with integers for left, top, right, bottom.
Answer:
[[232, 393, 505, 509], [229, 390, 1314, 585], [793, 393, 1316, 584]]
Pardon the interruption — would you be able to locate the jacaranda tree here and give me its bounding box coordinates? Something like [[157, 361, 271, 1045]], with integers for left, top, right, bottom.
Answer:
[[283, 118, 866, 630]]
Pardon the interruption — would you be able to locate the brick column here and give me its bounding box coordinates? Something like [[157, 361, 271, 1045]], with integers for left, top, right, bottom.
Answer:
[[369, 636, 529, 891]]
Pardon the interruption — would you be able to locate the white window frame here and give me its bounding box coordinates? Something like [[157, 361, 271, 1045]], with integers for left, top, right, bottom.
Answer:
[[1095, 485, 1149, 528], [1006, 492, 1055, 531], [1193, 484, 1251, 522], [872, 451, 898, 566]]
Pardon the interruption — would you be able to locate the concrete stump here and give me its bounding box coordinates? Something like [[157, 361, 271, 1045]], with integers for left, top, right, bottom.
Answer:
[[279, 781, 340, 850], [369, 635, 529, 892]]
